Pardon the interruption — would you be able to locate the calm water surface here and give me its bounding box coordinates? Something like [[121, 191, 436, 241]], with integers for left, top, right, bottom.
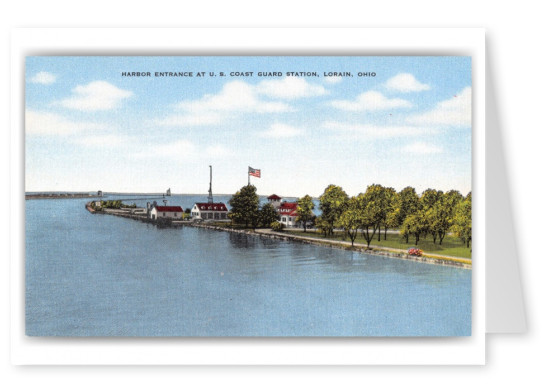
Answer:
[[25, 195, 471, 336]]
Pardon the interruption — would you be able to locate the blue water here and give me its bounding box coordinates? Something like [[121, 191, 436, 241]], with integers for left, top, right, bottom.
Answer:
[[25, 195, 471, 336]]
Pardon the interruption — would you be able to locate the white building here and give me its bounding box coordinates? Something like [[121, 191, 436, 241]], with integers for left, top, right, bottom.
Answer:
[[277, 201, 300, 227], [191, 202, 229, 220], [149, 205, 184, 220], [267, 194, 300, 227]]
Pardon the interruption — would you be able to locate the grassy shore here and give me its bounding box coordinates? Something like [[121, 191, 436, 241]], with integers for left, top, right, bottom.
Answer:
[[207, 222, 472, 260], [289, 230, 472, 259]]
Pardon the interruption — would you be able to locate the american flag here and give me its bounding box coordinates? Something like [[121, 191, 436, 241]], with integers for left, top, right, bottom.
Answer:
[[248, 166, 261, 178]]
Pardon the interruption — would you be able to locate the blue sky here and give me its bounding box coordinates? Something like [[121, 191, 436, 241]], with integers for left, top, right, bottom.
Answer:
[[25, 56, 471, 197]]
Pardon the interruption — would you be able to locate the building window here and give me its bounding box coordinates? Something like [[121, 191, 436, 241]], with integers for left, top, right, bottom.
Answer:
[[174, 213, 177, 217], [282, 217, 287, 222], [163, 212, 166, 217]]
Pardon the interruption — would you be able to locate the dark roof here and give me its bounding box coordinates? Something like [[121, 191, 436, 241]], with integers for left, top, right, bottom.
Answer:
[[194, 202, 228, 212], [267, 194, 281, 200], [155, 206, 184, 212]]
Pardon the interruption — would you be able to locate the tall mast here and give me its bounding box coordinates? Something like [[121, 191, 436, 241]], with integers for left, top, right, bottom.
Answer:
[[208, 165, 213, 204]]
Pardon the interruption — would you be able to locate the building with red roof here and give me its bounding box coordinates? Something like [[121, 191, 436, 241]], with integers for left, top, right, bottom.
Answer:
[[149, 205, 184, 220], [267, 195, 300, 227], [191, 202, 229, 221], [276, 201, 299, 227]]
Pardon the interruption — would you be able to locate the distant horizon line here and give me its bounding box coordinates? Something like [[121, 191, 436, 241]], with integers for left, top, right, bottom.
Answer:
[[24, 191, 305, 199]]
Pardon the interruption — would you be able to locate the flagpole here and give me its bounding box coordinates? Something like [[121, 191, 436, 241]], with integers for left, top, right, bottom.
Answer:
[[248, 166, 250, 186]]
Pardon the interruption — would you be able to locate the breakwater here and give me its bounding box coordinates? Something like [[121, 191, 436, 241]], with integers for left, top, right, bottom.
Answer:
[[85, 202, 187, 227], [28, 193, 95, 200]]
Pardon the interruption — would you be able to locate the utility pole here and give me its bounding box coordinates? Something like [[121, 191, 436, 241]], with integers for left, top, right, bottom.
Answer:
[[208, 165, 213, 204]]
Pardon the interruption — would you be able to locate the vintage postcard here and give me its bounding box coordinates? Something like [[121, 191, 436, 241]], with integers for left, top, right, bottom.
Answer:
[[24, 55, 473, 338]]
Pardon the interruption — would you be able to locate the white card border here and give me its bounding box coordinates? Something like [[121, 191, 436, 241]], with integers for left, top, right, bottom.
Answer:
[[10, 27, 485, 365]]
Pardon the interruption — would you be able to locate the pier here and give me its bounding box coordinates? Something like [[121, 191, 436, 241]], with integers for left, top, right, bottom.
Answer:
[[85, 201, 190, 227]]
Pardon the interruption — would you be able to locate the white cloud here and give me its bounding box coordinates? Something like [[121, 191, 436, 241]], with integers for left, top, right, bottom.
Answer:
[[156, 139, 195, 158], [330, 91, 412, 112], [160, 80, 297, 128], [25, 110, 105, 135], [131, 139, 232, 161], [157, 113, 222, 127], [73, 134, 128, 147], [260, 123, 304, 138], [29, 71, 57, 85], [322, 121, 438, 139], [324, 76, 342, 84], [407, 87, 471, 127], [401, 142, 443, 155], [205, 145, 231, 158], [385, 73, 430, 93], [256, 77, 327, 99], [58, 81, 133, 111], [177, 80, 292, 114]]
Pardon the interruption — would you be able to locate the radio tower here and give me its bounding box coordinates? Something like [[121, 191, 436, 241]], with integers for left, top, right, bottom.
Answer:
[[207, 165, 213, 204]]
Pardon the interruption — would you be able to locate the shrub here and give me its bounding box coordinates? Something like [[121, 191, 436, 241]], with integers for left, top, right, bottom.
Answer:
[[270, 221, 284, 232]]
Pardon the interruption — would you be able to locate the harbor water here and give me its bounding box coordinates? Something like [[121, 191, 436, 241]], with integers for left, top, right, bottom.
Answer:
[[25, 194, 471, 336]]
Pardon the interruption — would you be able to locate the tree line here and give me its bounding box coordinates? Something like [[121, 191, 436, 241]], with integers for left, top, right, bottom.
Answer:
[[317, 184, 472, 248], [227, 184, 472, 249]]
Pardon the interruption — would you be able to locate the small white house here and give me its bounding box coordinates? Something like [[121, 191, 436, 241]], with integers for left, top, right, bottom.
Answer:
[[149, 205, 184, 220], [277, 201, 299, 227], [191, 202, 229, 220]]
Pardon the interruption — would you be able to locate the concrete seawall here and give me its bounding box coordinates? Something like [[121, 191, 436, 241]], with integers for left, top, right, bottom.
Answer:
[[188, 223, 472, 270]]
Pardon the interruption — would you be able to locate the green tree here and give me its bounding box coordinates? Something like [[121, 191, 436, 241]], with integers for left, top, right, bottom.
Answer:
[[259, 203, 279, 228], [403, 210, 428, 246], [397, 186, 419, 227], [452, 192, 472, 248], [296, 194, 315, 232], [420, 189, 443, 243], [381, 187, 399, 240], [429, 190, 464, 245], [228, 185, 260, 228], [319, 185, 349, 236], [315, 217, 332, 237], [420, 188, 442, 211], [337, 196, 362, 246], [358, 184, 387, 247]]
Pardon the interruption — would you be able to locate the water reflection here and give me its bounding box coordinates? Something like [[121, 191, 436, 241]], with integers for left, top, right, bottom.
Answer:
[[228, 231, 260, 249]]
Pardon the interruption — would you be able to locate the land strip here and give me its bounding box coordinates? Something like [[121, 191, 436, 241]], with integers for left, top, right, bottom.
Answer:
[[90, 203, 471, 269]]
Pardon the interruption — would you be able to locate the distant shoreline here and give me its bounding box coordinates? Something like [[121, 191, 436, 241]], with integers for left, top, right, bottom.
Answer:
[[25, 193, 96, 200], [25, 192, 310, 200]]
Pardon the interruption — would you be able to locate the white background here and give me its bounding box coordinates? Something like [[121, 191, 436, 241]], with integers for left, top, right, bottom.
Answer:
[[9, 27, 486, 367], [1, 1, 548, 389]]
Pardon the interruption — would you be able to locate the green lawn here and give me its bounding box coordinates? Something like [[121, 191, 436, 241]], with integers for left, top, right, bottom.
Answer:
[[290, 230, 472, 259]]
